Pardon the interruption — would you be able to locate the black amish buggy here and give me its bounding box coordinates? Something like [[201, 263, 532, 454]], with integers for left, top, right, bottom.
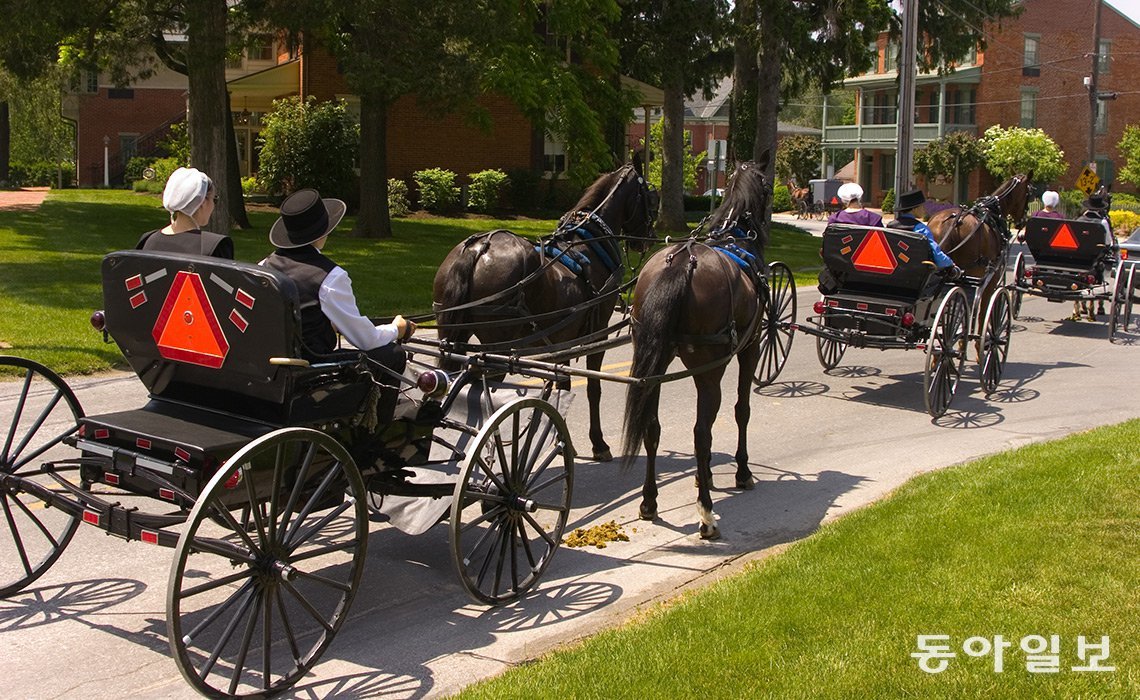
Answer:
[[0, 250, 578, 697], [1012, 216, 1136, 340], [788, 223, 1014, 417]]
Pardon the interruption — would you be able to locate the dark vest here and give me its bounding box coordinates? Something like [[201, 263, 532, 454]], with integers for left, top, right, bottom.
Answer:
[[263, 246, 339, 357], [886, 215, 917, 232], [137, 228, 234, 259]]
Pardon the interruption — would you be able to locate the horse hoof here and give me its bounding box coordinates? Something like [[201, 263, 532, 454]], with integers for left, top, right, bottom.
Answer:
[[735, 475, 754, 491], [699, 523, 721, 540], [593, 449, 613, 463], [639, 504, 657, 521]]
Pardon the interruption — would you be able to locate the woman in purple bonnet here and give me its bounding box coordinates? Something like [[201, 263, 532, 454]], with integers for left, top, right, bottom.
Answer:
[[827, 182, 883, 227]]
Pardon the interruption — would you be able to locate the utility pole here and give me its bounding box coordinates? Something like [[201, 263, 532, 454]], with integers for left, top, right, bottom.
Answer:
[[895, 0, 919, 198], [1088, 0, 1103, 169]]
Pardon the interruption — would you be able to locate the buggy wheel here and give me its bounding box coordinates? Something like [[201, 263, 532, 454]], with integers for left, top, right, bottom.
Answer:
[[815, 336, 846, 371], [1124, 264, 1137, 331], [451, 397, 573, 604], [1011, 252, 1025, 319], [0, 356, 82, 597], [168, 428, 367, 698], [1110, 263, 1136, 341], [754, 261, 796, 387], [979, 288, 1013, 396], [923, 287, 970, 418]]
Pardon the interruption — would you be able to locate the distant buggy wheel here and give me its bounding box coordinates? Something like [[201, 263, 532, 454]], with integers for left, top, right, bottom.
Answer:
[[754, 261, 796, 387], [923, 287, 970, 418], [0, 356, 83, 597], [1011, 251, 1025, 320], [815, 336, 846, 371], [451, 397, 573, 604], [1109, 263, 1136, 341], [168, 428, 368, 698], [979, 288, 1012, 396]]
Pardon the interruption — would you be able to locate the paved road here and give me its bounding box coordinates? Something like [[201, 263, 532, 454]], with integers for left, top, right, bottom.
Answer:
[[2, 282, 1138, 699]]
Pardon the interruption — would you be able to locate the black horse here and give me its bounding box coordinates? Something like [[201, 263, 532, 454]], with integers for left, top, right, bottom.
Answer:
[[621, 157, 771, 539], [432, 163, 657, 461]]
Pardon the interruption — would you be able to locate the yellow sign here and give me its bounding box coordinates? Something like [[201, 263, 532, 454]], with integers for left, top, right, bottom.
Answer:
[[1076, 166, 1101, 196]]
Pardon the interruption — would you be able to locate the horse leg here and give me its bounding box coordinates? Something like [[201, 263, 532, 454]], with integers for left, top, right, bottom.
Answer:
[[639, 390, 662, 521], [693, 372, 723, 540], [585, 351, 611, 461], [733, 341, 759, 490]]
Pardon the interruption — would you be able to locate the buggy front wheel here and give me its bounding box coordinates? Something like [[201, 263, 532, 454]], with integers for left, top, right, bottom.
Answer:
[[979, 288, 1013, 395], [451, 397, 573, 604], [0, 356, 83, 597], [167, 428, 368, 698], [1011, 252, 1026, 319], [923, 287, 970, 418], [754, 261, 796, 387]]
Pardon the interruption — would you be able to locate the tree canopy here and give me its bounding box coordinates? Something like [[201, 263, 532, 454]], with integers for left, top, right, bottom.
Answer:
[[775, 134, 821, 188], [1116, 126, 1140, 189], [981, 125, 1067, 184], [914, 131, 985, 184]]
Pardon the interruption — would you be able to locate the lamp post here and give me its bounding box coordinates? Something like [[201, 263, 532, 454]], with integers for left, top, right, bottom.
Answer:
[[102, 136, 110, 188]]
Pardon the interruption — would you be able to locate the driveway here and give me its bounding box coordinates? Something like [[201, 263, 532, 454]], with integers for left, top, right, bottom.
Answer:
[[0, 187, 49, 211]]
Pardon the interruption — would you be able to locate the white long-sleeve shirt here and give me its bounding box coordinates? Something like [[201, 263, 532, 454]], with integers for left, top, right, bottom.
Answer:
[[318, 266, 400, 350]]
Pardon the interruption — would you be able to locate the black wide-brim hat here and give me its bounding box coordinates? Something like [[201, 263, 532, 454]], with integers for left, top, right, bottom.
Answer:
[[1082, 195, 1109, 211], [894, 188, 926, 213], [269, 188, 347, 249]]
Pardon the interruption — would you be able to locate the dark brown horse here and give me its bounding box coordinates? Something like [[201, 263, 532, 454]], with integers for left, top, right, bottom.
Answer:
[[432, 163, 657, 461], [620, 158, 771, 540]]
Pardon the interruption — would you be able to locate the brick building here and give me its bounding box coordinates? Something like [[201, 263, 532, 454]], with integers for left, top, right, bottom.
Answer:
[[821, 0, 1140, 206], [65, 35, 663, 188]]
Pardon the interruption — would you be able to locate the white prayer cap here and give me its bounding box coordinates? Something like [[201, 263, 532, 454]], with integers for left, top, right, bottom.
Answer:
[[1041, 190, 1060, 207], [162, 167, 212, 218], [837, 182, 863, 203]]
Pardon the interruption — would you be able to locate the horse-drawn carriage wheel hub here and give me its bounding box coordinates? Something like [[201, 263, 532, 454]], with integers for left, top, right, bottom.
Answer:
[[509, 495, 537, 513]]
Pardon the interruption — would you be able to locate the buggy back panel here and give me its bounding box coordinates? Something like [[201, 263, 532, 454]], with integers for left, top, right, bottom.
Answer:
[[822, 225, 936, 299], [1024, 218, 1109, 268], [102, 250, 301, 420]]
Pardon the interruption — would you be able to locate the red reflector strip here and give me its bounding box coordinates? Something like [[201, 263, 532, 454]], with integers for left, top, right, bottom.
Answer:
[[125, 274, 143, 291], [899, 253, 910, 263], [898, 241, 909, 251], [174, 447, 191, 462], [827, 299, 839, 307], [83, 510, 101, 526], [136, 437, 152, 450], [856, 303, 869, 311], [78, 424, 87, 437], [229, 309, 249, 333], [94, 428, 110, 439], [235, 288, 255, 309], [129, 291, 148, 308], [159, 488, 176, 501], [841, 235, 853, 244], [141, 530, 159, 545], [840, 246, 852, 255], [104, 472, 119, 485], [885, 308, 898, 316]]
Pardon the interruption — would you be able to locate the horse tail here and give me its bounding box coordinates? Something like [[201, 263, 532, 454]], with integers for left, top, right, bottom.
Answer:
[[435, 243, 481, 333], [621, 260, 690, 468]]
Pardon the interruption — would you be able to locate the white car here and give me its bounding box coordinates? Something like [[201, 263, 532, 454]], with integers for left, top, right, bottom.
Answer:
[[701, 188, 725, 197]]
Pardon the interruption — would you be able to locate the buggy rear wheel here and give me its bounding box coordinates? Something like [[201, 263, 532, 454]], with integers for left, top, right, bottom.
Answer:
[[1110, 263, 1136, 341], [815, 336, 846, 371], [1011, 252, 1025, 319], [754, 261, 796, 387], [451, 397, 573, 604], [168, 428, 368, 698], [0, 356, 83, 597], [923, 287, 970, 418], [979, 288, 1012, 396]]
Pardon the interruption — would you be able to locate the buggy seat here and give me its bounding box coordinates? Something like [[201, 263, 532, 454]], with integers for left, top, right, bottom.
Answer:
[[822, 225, 938, 301], [77, 251, 372, 497], [1024, 218, 1113, 271]]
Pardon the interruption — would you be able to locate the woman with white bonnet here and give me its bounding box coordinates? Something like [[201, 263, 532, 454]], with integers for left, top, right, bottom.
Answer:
[[827, 182, 883, 226], [1033, 190, 1064, 219], [136, 166, 233, 258]]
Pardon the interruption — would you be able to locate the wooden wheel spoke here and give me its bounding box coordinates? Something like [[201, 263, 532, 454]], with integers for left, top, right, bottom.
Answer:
[[1, 369, 34, 464], [188, 534, 258, 565], [179, 567, 256, 600], [520, 511, 559, 547], [524, 445, 560, 490], [284, 498, 353, 551], [206, 502, 263, 557], [517, 520, 539, 570], [197, 585, 258, 679], [287, 538, 356, 564], [242, 464, 270, 549], [460, 504, 508, 534], [262, 584, 272, 690], [1, 496, 33, 575], [276, 441, 318, 543], [227, 589, 262, 696], [272, 585, 303, 667], [472, 455, 510, 495], [280, 578, 335, 633], [470, 518, 504, 583], [293, 567, 354, 593], [11, 427, 76, 473], [281, 459, 342, 545]]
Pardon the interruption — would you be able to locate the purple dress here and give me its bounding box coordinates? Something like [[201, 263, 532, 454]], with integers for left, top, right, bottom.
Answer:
[[1032, 210, 1065, 219], [828, 208, 884, 227]]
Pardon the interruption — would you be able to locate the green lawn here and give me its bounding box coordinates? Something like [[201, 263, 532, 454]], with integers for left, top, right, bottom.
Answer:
[[0, 189, 821, 375], [461, 421, 1139, 699]]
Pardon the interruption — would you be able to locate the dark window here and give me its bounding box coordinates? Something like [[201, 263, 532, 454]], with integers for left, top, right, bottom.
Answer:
[[108, 88, 134, 99], [1023, 35, 1040, 77]]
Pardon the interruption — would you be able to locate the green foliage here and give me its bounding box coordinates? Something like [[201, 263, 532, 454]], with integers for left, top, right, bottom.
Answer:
[[1111, 192, 1139, 206], [2, 69, 75, 165], [240, 177, 258, 196], [881, 188, 895, 214], [775, 134, 821, 188], [150, 157, 181, 187], [1108, 210, 1140, 236], [5, 161, 74, 188], [641, 119, 703, 191], [387, 178, 410, 218], [772, 184, 792, 212], [124, 157, 150, 183], [413, 168, 460, 213], [257, 96, 359, 199], [1059, 189, 1085, 216], [981, 125, 1066, 183], [158, 121, 190, 165], [467, 169, 509, 214], [914, 131, 985, 184], [1116, 125, 1140, 188], [133, 178, 163, 194], [506, 168, 541, 212]]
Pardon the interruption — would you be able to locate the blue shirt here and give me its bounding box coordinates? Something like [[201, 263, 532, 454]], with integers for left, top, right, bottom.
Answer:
[[894, 213, 954, 269]]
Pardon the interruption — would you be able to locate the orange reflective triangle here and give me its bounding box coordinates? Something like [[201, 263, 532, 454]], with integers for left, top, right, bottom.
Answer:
[[1049, 223, 1080, 250], [852, 229, 898, 274], [152, 272, 229, 368]]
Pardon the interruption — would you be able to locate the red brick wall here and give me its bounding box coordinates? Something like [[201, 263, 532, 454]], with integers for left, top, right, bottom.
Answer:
[[76, 88, 186, 186]]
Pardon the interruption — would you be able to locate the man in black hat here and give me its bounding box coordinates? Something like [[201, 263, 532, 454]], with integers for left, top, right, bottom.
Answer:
[[1079, 190, 1115, 249], [262, 188, 415, 372], [887, 188, 962, 279]]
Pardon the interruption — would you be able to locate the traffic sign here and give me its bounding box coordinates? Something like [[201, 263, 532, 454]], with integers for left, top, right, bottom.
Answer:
[[1076, 166, 1100, 196]]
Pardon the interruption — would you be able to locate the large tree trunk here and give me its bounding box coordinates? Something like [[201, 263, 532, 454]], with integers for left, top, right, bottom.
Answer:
[[658, 84, 687, 233], [185, 0, 231, 236], [731, 0, 758, 165], [223, 91, 251, 229], [0, 101, 9, 184], [754, 1, 782, 190], [354, 92, 391, 238]]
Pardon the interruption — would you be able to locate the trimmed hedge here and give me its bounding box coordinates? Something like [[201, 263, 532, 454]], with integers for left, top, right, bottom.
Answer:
[[388, 178, 410, 217], [413, 168, 460, 213], [6, 161, 75, 188], [467, 169, 509, 213]]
